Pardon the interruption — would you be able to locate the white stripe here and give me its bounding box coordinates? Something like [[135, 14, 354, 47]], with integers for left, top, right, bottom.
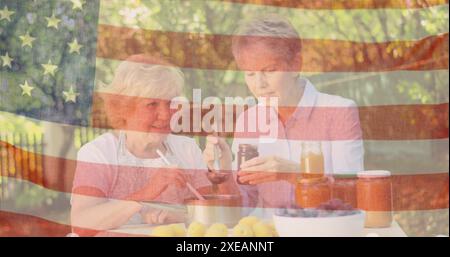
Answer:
[[99, 0, 449, 42], [95, 58, 449, 106], [0, 112, 448, 174]]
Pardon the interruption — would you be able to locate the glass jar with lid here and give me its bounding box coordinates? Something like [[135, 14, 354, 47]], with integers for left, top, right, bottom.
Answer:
[[295, 177, 332, 208], [356, 170, 393, 228], [236, 144, 259, 185], [331, 175, 357, 208], [300, 141, 324, 179]]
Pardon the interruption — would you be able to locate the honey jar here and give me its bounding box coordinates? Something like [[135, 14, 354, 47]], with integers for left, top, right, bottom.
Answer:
[[236, 144, 259, 185], [332, 175, 357, 208], [295, 177, 332, 208], [357, 170, 393, 228], [300, 141, 324, 179]]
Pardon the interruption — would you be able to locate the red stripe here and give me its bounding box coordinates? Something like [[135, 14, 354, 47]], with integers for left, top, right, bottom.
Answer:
[[92, 93, 449, 140], [0, 211, 146, 237], [359, 103, 449, 140], [222, 0, 449, 9], [0, 141, 448, 211], [96, 25, 448, 72], [0, 211, 72, 237]]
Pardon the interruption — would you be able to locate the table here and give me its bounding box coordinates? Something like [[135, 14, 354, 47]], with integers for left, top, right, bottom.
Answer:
[[364, 221, 407, 237], [111, 221, 407, 237]]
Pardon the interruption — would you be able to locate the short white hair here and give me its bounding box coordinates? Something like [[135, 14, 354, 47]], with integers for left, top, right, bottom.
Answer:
[[103, 57, 184, 100], [232, 14, 302, 63]]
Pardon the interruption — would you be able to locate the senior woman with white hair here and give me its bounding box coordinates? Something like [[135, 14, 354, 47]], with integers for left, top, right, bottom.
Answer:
[[203, 14, 364, 210], [70, 54, 236, 236]]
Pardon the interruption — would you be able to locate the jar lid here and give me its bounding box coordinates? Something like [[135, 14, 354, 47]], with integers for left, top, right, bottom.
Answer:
[[357, 170, 391, 178], [297, 176, 329, 184], [238, 144, 258, 151], [333, 174, 357, 179]]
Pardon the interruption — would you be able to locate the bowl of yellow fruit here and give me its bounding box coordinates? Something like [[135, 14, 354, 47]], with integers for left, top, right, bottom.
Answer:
[[232, 216, 278, 237], [151, 223, 187, 237], [150, 215, 279, 237], [185, 216, 278, 237]]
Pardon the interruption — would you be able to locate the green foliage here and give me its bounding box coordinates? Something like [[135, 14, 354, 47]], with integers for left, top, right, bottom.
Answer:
[[0, 0, 99, 125]]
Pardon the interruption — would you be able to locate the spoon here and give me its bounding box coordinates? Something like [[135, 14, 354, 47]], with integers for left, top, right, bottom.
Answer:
[[212, 121, 221, 171], [156, 149, 206, 201]]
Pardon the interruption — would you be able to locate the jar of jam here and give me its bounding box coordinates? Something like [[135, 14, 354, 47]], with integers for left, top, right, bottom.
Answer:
[[332, 175, 357, 208], [300, 141, 324, 179], [236, 144, 259, 185], [357, 170, 393, 228], [295, 177, 331, 208]]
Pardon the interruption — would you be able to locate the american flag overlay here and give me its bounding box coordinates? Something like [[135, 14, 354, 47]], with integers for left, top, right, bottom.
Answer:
[[0, 0, 448, 237]]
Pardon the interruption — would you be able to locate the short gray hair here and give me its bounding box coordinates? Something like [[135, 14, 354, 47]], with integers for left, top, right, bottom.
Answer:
[[232, 14, 302, 63]]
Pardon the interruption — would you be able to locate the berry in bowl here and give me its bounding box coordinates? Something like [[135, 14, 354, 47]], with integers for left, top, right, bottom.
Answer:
[[273, 199, 365, 237]]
